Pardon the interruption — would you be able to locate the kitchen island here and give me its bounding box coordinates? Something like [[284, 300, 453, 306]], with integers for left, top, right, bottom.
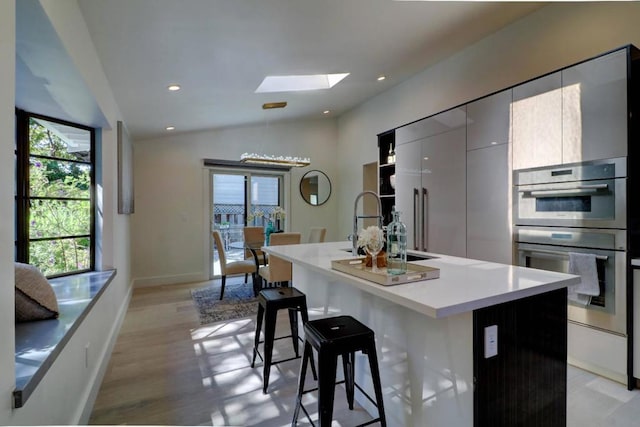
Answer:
[[262, 241, 580, 427]]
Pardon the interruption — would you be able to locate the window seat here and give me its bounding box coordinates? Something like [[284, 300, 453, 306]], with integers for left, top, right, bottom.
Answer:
[[14, 269, 116, 408]]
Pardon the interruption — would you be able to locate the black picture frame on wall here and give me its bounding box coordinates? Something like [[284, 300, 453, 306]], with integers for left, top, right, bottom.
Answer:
[[117, 120, 134, 214]]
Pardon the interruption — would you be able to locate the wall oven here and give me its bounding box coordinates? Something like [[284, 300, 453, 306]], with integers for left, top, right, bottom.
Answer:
[[515, 226, 627, 335], [514, 157, 628, 337], [514, 157, 626, 229]]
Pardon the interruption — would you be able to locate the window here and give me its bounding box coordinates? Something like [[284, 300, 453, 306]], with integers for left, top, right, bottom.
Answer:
[[15, 110, 95, 277]]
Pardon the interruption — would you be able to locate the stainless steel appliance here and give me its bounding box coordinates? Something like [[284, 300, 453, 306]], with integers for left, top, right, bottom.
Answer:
[[514, 156, 628, 336], [515, 226, 627, 335], [514, 157, 626, 229]]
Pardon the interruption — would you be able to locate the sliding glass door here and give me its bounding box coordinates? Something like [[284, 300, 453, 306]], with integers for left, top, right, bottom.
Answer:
[[210, 170, 283, 277]]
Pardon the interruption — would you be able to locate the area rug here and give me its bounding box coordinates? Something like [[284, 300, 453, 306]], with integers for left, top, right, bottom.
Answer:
[[191, 281, 258, 325]]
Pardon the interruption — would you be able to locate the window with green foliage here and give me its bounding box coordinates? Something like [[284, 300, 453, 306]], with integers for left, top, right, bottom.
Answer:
[[15, 110, 95, 277]]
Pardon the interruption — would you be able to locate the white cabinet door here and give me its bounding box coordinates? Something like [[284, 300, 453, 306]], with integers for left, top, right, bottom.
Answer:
[[467, 144, 512, 264], [421, 127, 466, 257], [467, 89, 512, 151], [512, 72, 562, 170], [396, 106, 468, 146], [562, 49, 628, 163], [395, 139, 422, 250]]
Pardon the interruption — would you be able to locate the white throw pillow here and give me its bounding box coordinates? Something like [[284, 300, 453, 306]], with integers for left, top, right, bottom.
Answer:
[[15, 262, 59, 322]]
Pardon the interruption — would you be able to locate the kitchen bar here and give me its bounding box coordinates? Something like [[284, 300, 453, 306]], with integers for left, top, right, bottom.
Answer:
[[263, 241, 580, 427]]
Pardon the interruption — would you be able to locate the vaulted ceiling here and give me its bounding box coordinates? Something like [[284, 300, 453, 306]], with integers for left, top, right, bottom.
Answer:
[[19, 0, 545, 140]]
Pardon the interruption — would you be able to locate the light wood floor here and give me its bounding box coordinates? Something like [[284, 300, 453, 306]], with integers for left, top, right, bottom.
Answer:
[[89, 277, 640, 426]]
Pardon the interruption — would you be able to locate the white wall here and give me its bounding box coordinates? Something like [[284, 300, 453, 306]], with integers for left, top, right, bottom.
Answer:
[[335, 2, 640, 238], [1, 0, 133, 424], [131, 118, 338, 286]]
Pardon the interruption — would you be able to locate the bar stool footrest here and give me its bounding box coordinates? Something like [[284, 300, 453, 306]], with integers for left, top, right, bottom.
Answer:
[[296, 379, 383, 427]]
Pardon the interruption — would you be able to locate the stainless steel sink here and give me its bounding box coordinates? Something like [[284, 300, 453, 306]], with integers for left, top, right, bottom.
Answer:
[[341, 248, 436, 261]]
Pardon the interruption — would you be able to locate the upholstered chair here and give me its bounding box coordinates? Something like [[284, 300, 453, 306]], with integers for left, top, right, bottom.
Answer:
[[308, 227, 327, 243], [212, 231, 256, 300], [258, 232, 301, 288]]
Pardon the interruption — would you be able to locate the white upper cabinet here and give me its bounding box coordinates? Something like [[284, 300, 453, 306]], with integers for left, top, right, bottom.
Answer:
[[422, 127, 467, 257], [562, 49, 628, 163], [467, 89, 512, 151], [395, 107, 467, 146], [513, 48, 629, 170], [395, 109, 467, 257], [512, 72, 563, 170], [467, 144, 512, 264], [395, 138, 423, 251], [466, 90, 512, 264]]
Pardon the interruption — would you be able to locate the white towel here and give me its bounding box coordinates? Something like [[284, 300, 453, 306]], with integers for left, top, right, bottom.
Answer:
[[568, 252, 600, 306]]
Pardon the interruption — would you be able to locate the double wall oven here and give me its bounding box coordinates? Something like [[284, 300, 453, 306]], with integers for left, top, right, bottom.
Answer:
[[514, 157, 627, 336]]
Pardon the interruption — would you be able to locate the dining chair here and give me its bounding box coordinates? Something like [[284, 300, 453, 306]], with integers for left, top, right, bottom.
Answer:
[[212, 231, 256, 300], [244, 226, 268, 282], [308, 227, 327, 243], [243, 226, 268, 264], [258, 232, 301, 289]]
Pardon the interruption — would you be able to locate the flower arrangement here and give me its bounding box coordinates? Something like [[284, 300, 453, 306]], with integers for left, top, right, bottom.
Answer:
[[247, 210, 264, 223], [357, 226, 385, 251], [270, 206, 286, 221], [357, 225, 386, 269]]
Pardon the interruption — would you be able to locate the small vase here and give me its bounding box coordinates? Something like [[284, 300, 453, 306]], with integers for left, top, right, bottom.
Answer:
[[265, 221, 275, 245], [365, 251, 387, 269]]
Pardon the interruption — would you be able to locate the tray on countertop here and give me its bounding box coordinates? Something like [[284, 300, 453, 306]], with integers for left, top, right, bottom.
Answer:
[[331, 257, 440, 286]]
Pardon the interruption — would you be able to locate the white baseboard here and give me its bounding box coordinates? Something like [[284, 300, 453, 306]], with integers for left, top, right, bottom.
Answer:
[[132, 271, 206, 288]]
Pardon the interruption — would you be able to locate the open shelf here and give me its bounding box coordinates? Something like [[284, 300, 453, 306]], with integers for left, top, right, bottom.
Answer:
[[378, 130, 396, 225]]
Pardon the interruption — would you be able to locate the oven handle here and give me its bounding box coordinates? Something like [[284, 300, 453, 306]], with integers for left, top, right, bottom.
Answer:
[[522, 248, 608, 261], [518, 183, 608, 197]]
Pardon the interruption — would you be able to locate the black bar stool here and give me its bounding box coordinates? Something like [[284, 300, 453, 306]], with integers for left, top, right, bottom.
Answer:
[[292, 315, 387, 427], [251, 287, 317, 394]]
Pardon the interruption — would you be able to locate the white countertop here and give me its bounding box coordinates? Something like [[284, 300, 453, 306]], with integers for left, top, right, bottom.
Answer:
[[263, 241, 580, 319]]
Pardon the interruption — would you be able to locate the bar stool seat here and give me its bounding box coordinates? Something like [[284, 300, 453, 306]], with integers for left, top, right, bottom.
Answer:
[[292, 315, 387, 427], [252, 287, 317, 394]]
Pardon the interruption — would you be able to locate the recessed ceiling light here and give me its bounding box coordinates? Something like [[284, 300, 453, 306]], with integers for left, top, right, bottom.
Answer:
[[256, 73, 349, 93], [166, 126, 175, 131], [323, 110, 330, 115], [167, 84, 181, 91], [377, 75, 386, 81]]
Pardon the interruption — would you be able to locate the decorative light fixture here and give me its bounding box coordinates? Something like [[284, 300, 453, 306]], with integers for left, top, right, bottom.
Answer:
[[240, 152, 311, 168], [240, 101, 311, 167], [262, 102, 287, 109]]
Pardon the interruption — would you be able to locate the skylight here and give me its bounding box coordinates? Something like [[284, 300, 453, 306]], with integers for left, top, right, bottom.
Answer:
[[255, 73, 349, 93]]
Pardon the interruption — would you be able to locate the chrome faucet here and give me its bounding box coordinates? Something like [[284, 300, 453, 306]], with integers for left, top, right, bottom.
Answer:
[[352, 191, 383, 255]]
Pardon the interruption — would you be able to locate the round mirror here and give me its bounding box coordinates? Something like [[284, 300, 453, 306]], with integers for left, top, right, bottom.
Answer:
[[300, 170, 331, 206]]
